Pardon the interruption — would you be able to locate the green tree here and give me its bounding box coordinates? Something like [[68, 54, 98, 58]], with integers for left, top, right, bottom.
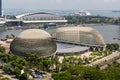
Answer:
[[106, 43, 119, 51], [103, 65, 120, 80], [40, 58, 52, 71], [25, 53, 39, 68], [2, 63, 12, 74], [52, 71, 72, 80], [82, 67, 104, 80], [0, 46, 5, 53], [19, 73, 28, 80], [11, 57, 28, 69]]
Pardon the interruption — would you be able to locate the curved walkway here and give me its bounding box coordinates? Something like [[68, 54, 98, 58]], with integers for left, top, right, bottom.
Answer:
[[88, 51, 120, 66]]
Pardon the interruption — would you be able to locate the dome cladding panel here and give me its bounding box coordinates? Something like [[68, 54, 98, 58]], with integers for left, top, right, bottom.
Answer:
[[52, 27, 105, 46], [18, 29, 51, 39], [10, 29, 57, 57]]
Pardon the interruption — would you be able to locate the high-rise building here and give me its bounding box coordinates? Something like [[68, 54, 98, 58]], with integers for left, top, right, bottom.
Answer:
[[0, 0, 1, 17]]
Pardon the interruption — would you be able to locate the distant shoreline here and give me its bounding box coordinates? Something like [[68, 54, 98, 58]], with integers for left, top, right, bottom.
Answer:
[[65, 16, 120, 25]]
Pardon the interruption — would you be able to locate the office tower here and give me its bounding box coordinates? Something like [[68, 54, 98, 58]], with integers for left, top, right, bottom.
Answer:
[[0, 0, 2, 17]]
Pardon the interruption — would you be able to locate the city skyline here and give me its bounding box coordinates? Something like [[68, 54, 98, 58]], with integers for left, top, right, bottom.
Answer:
[[2, 0, 120, 10]]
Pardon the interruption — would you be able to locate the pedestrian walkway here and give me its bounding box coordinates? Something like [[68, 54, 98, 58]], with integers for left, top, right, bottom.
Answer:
[[88, 51, 120, 66]]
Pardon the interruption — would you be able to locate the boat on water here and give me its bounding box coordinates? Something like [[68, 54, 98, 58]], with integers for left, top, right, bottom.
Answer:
[[74, 10, 91, 16]]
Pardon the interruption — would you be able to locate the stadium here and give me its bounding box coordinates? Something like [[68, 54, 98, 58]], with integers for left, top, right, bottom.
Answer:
[[16, 12, 67, 27]]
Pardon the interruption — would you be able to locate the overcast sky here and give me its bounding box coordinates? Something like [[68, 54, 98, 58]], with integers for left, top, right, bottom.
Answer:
[[2, 0, 120, 10]]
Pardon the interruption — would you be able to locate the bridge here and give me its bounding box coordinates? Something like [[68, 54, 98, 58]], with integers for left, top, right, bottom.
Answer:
[[0, 19, 21, 24]]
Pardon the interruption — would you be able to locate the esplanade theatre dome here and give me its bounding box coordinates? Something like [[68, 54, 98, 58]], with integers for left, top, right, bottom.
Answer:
[[10, 29, 57, 57], [52, 27, 105, 47]]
